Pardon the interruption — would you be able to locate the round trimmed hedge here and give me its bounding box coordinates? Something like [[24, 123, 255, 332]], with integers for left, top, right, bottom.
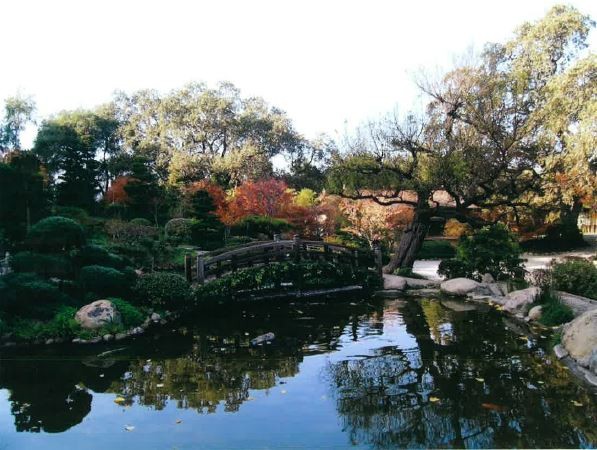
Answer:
[[133, 272, 191, 309], [79, 265, 129, 297], [27, 216, 85, 252]]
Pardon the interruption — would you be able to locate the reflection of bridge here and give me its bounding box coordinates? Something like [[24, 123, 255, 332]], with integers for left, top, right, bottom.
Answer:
[[182, 235, 383, 285]]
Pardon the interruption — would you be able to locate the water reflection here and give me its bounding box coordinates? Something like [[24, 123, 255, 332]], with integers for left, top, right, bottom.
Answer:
[[326, 300, 597, 448], [0, 297, 595, 449]]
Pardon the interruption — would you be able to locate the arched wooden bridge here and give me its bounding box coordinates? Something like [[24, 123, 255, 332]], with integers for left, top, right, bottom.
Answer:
[[182, 235, 383, 284]]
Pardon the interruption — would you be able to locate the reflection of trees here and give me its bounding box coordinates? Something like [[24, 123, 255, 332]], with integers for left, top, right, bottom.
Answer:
[[111, 338, 302, 413], [327, 299, 597, 448], [0, 355, 129, 433], [0, 299, 369, 432]]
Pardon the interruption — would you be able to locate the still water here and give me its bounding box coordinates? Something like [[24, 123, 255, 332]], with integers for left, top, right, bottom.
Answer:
[[0, 296, 595, 449]]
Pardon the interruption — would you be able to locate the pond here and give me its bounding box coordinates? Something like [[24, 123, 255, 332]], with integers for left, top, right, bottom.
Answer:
[[0, 296, 595, 449]]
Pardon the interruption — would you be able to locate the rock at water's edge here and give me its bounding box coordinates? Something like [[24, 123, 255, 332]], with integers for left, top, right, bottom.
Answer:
[[561, 308, 597, 368], [440, 278, 490, 296], [75, 300, 122, 330], [503, 287, 540, 314]]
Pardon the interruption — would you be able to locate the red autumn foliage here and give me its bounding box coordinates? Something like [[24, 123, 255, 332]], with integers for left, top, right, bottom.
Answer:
[[184, 180, 227, 218], [220, 179, 294, 226], [104, 176, 134, 204]]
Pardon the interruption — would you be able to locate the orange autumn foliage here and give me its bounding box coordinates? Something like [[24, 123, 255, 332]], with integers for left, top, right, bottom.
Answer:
[[104, 176, 134, 204], [220, 179, 294, 226]]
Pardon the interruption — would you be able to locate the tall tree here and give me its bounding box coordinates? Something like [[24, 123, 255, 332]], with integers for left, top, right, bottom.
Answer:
[[0, 95, 36, 152], [328, 5, 594, 271]]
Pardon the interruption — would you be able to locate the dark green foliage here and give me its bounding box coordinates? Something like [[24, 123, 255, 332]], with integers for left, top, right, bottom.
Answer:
[[109, 243, 151, 268], [438, 224, 523, 281], [0, 152, 49, 243], [52, 206, 90, 225], [437, 258, 470, 279], [74, 245, 127, 270], [325, 231, 370, 250], [78, 265, 128, 297], [109, 297, 144, 327], [415, 240, 455, 259], [10, 251, 73, 279], [550, 260, 597, 299], [43, 306, 80, 338], [231, 215, 293, 238], [33, 121, 99, 211], [536, 290, 574, 326], [133, 272, 191, 309], [164, 218, 194, 244], [224, 236, 254, 247], [26, 216, 85, 253], [130, 218, 152, 226], [0, 272, 70, 320], [193, 261, 380, 306], [123, 156, 164, 222]]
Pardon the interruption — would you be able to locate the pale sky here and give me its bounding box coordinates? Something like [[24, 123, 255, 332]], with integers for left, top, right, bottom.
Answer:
[[1, 0, 596, 149]]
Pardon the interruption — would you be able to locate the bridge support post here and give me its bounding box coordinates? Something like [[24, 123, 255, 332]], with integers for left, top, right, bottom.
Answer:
[[196, 255, 205, 284], [373, 241, 383, 281], [184, 254, 192, 282], [273, 233, 281, 242], [293, 234, 301, 263]]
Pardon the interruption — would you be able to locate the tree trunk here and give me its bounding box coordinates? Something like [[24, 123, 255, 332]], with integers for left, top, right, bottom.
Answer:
[[383, 209, 430, 273]]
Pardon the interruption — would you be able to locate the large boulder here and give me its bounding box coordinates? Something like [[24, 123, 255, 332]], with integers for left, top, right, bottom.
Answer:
[[503, 287, 540, 314], [75, 300, 122, 329], [527, 305, 543, 321], [440, 278, 490, 296], [383, 274, 407, 291], [561, 308, 597, 368]]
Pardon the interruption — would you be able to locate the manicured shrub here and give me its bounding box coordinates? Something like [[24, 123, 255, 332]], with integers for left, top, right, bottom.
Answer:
[[165, 218, 194, 244], [74, 245, 128, 270], [437, 258, 470, 279], [133, 272, 191, 309], [190, 219, 224, 250], [79, 265, 128, 297], [53, 206, 89, 224], [130, 218, 152, 226], [109, 243, 152, 267], [415, 240, 455, 259], [26, 216, 85, 253], [439, 224, 523, 281], [231, 215, 293, 238], [443, 219, 472, 238], [550, 260, 597, 299], [109, 297, 144, 327], [105, 219, 159, 243], [10, 251, 73, 279], [0, 272, 70, 319], [224, 236, 254, 247]]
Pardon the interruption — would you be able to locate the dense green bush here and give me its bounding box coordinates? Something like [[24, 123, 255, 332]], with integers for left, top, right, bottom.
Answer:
[[550, 260, 597, 299], [26, 216, 86, 252], [53, 206, 89, 224], [43, 306, 80, 338], [224, 236, 254, 247], [438, 224, 523, 281], [535, 290, 574, 326], [165, 218, 194, 244], [133, 272, 191, 309], [130, 218, 153, 226], [437, 258, 470, 279], [79, 265, 129, 297], [75, 245, 128, 270], [10, 251, 73, 279], [190, 219, 224, 250], [231, 215, 293, 238], [0, 272, 70, 319], [109, 297, 144, 327], [415, 240, 455, 259], [193, 261, 380, 306]]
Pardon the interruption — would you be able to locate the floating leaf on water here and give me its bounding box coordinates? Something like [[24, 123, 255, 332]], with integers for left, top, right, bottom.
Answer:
[[114, 397, 126, 404], [176, 419, 182, 424], [99, 374, 104, 378], [429, 396, 440, 403], [571, 400, 583, 407], [156, 383, 164, 388], [518, 336, 528, 340], [280, 390, 287, 394], [475, 378, 485, 382], [124, 425, 135, 432], [537, 381, 544, 384]]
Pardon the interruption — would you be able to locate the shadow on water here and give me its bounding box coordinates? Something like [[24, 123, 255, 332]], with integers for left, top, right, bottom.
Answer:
[[0, 296, 595, 448]]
